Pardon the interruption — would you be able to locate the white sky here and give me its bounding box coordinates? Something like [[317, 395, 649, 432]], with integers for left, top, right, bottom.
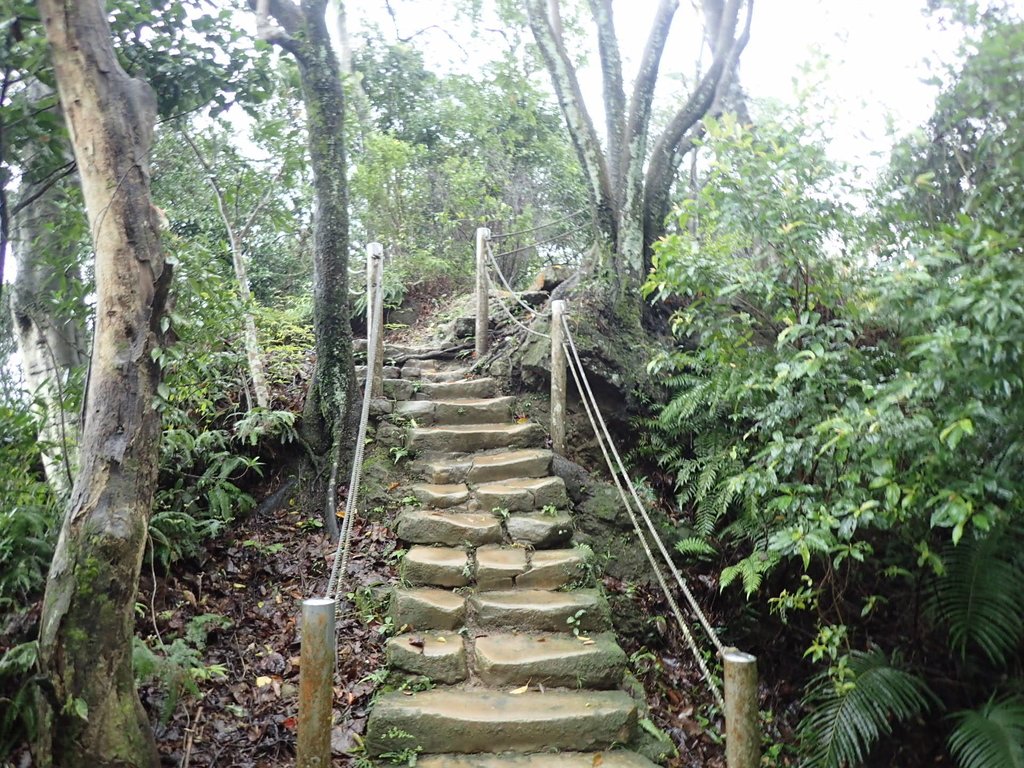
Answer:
[[345, 0, 975, 175]]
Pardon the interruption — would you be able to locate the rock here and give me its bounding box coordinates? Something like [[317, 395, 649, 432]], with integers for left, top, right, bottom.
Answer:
[[390, 588, 466, 631], [470, 589, 611, 633], [397, 511, 503, 547], [473, 632, 626, 689], [506, 511, 573, 547], [387, 633, 467, 684], [551, 455, 591, 504], [384, 378, 415, 401], [452, 316, 475, 339], [402, 546, 471, 587], [517, 548, 586, 589], [475, 546, 528, 591], [529, 264, 575, 293]]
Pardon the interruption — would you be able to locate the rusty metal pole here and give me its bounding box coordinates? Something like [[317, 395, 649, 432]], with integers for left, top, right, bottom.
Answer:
[[550, 299, 567, 456], [475, 227, 490, 358], [367, 242, 384, 398], [296, 598, 335, 768], [724, 648, 760, 768]]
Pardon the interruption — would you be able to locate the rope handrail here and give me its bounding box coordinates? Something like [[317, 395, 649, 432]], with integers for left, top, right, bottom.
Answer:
[[484, 238, 549, 318], [488, 207, 588, 241], [559, 311, 726, 708], [488, 221, 591, 261], [324, 248, 385, 609]]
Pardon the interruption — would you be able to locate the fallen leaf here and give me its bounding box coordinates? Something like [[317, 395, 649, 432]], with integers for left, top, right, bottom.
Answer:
[[510, 683, 530, 694], [435, 636, 447, 643], [255, 676, 272, 688], [593, 756, 604, 766]]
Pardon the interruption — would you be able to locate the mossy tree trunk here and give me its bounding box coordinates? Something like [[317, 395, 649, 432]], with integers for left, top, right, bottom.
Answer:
[[35, 1, 172, 766], [256, 0, 355, 538]]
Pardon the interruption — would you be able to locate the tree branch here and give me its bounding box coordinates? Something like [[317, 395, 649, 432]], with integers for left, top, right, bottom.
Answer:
[[9, 160, 77, 219], [643, 0, 752, 250], [587, 0, 626, 191], [526, 0, 615, 240], [252, 0, 303, 58]]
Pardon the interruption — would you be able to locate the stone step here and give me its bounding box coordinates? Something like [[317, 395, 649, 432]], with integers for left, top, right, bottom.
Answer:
[[397, 510, 503, 546], [476, 545, 529, 591], [391, 587, 466, 631], [365, 689, 637, 756], [414, 378, 498, 400], [387, 632, 467, 684], [506, 511, 573, 548], [411, 483, 471, 509], [403, 367, 475, 383], [417, 752, 659, 768], [402, 546, 471, 588], [409, 423, 545, 454], [517, 549, 587, 590], [471, 590, 611, 633], [477, 476, 569, 513], [396, 396, 515, 426], [425, 449, 552, 485], [473, 632, 626, 689]]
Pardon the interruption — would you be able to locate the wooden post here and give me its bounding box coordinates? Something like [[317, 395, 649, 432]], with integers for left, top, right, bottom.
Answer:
[[475, 227, 490, 358], [296, 598, 336, 768], [724, 648, 760, 768], [550, 299, 567, 456], [367, 242, 384, 398]]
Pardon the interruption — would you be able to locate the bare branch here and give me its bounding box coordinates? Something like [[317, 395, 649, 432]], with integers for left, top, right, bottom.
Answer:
[[252, 0, 303, 56], [9, 160, 77, 219]]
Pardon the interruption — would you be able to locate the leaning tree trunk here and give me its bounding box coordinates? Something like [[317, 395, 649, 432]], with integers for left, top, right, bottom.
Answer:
[[9, 168, 88, 503], [35, 1, 171, 766], [257, 0, 355, 538]]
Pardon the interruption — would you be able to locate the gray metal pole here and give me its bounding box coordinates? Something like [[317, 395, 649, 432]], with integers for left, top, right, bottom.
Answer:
[[475, 227, 490, 358], [550, 299, 567, 456], [724, 647, 760, 768], [367, 242, 384, 398], [296, 598, 336, 768]]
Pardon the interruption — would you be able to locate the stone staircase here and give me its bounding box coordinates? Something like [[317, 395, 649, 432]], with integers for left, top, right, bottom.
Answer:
[[363, 357, 660, 767]]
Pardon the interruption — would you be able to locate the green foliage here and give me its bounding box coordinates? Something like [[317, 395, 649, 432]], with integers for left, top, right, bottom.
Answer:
[[926, 533, 1024, 666], [0, 384, 59, 611], [949, 696, 1024, 768], [798, 650, 933, 768], [133, 614, 232, 724], [0, 641, 40, 758]]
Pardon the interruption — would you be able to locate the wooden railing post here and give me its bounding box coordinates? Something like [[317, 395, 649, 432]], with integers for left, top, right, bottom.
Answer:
[[475, 227, 490, 357], [550, 299, 567, 456], [366, 242, 384, 398], [296, 598, 336, 768], [724, 648, 760, 768]]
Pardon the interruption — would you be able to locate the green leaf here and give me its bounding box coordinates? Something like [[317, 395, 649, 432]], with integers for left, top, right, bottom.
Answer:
[[949, 695, 1024, 768]]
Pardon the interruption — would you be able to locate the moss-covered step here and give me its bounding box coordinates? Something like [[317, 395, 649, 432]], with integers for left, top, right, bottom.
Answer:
[[410, 482, 471, 509], [476, 476, 569, 513], [425, 449, 552, 485], [397, 510, 503, 546], [416, 751, 659, 768], [470, 589, 611, 633], [386, 632, 467, 684], [413, 378, 498, 400], [473, 632, 626, 689], [365, 689, 637, 755], [401, 546, 471, 587], [506, 511, 573, 548], [396, 396, 515, 426], [408, 423, 545, 454], [390, 587, 466, 631]]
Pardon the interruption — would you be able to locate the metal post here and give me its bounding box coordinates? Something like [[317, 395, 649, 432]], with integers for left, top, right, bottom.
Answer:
[[475, 227, 491, 358], [367, 242, 384, 398], [550, 299, 567, 456], [296, 598, 336, 768], [724, 648, 760, 768]]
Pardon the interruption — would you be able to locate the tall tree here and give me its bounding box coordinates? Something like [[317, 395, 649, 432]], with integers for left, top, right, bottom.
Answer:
[[35, 0, 171, 764], [525, 0, 753, 299], [254, 0, 354, 537]]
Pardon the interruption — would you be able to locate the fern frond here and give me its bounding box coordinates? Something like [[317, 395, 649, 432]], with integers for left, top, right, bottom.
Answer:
[[675, 537, 717, 559], [949, 695, 1024, 768], [927, 532, 1024, 665], [799, 650, 933, 768]]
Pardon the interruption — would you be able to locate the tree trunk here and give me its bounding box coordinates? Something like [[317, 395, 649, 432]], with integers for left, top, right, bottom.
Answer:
[[35, 1, 171, 766], [257, 0, 355, 538], [9, 169, 88, 503]]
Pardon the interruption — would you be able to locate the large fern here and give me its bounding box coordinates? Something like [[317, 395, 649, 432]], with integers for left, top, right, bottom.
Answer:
[[798, 650, 933, 768], [926, 532, 1024, 666], [948, 696, 1024, 768]]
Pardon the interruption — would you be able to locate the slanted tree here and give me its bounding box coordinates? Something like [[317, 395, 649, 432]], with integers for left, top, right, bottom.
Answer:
[[525, 0, 753, 299], [35, 0, 171, 764], [254, 0, 355, 538]]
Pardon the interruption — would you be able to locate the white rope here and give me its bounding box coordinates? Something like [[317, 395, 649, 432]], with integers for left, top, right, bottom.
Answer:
[[324, 254, 385, 608], [560, 314, 726, 708], [485, 239, 549, 318]]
